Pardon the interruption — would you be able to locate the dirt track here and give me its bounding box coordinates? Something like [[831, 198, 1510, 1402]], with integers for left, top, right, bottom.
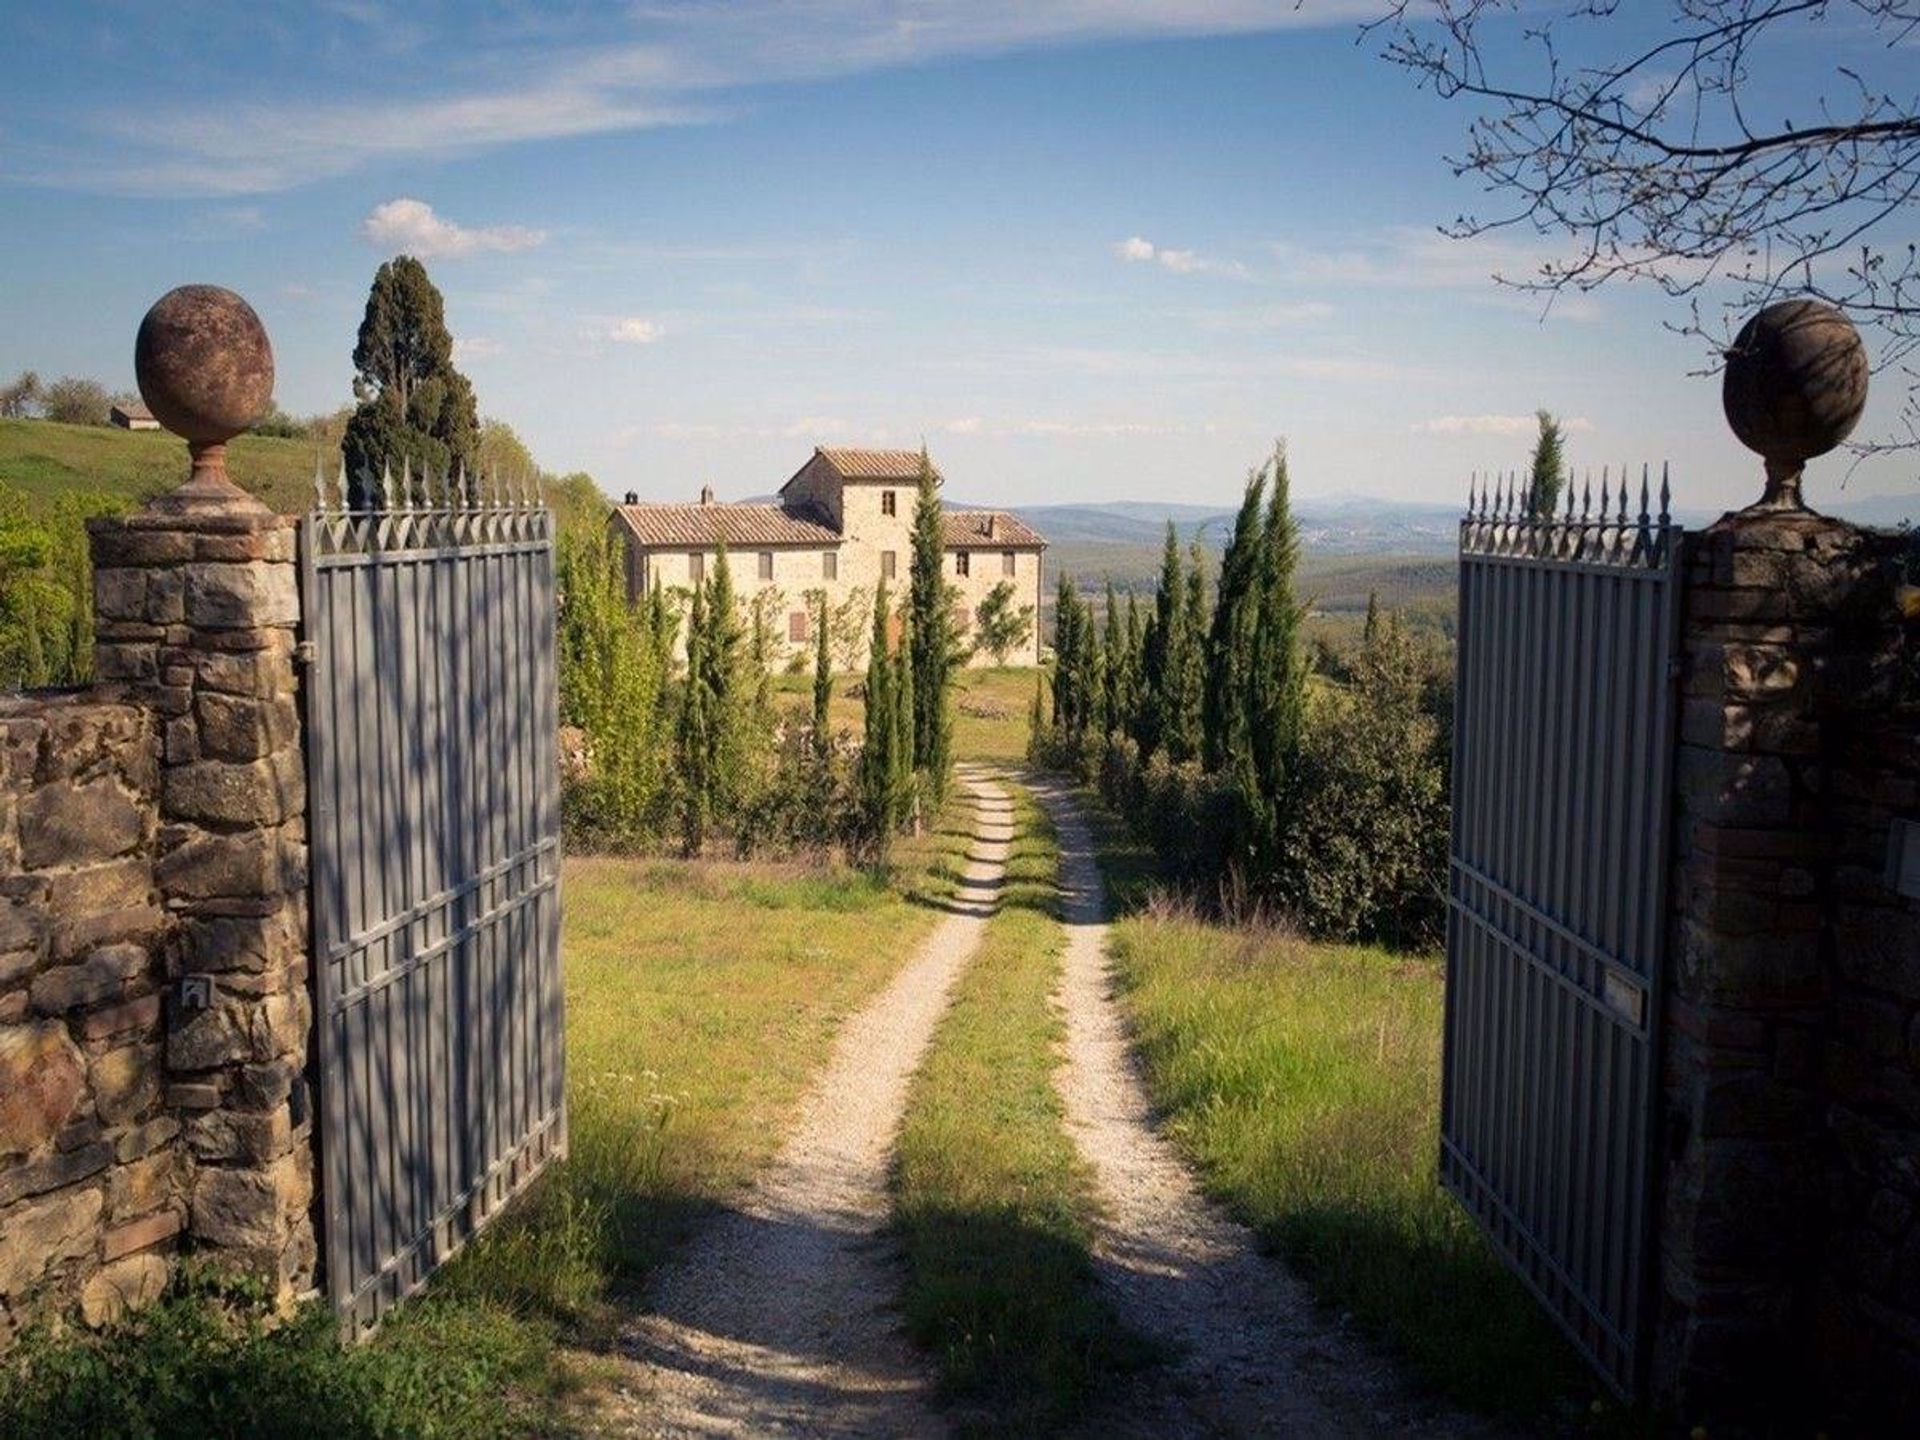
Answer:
[[613, 770, 1011, 1439]]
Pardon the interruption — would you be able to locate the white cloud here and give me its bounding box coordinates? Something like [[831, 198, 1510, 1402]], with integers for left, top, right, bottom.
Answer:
[[1411, 414, 1596, 437], [362, 198, 545, 258], [1113, 235, 1244, 278], [606, 317, 664, 345], [50, 3, 1376, 195], [453, 336, 504, 362], [941, 417, 984, 435]]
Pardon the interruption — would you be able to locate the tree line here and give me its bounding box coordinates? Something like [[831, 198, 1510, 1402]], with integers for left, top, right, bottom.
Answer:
[[1035, 445, 1451, 950]]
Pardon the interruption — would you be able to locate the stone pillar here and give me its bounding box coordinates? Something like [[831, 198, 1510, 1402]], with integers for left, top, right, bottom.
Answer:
[[1658, 509, 1900, 1424], [88, 501, 314, 1303]]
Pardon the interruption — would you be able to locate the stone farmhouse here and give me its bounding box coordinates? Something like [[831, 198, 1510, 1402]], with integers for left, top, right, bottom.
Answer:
[[609, 447, 1046, 670]]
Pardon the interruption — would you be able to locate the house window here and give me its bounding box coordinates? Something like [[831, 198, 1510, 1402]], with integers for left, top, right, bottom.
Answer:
[[823, 550, 838, 580], [882, 550, 897, 580], [789, 610, 809, 643], [758, 551, 774, 581], [689, 552, 705, 583], [955, 551, 971, 577], [1002, 550, 1016, 576], [881, 490, 897, 517]]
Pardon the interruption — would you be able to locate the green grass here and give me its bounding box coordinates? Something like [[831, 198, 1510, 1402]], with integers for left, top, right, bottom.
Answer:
[[0, 824, 972, 1438], [0, 418, 324, 516], [772, 665, 1040, 766], [891, 785, 1146, 1436], [1106, 903, 1595, 1423]]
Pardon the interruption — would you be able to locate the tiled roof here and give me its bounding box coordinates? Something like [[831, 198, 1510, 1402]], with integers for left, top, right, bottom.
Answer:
[[942, 510, 1046, 549], [815, 447, 942, 481], [611, 501, 840, 548]]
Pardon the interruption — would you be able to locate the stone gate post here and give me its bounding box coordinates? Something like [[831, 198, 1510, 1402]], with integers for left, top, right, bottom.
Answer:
[[87, 286, 315, 1303]]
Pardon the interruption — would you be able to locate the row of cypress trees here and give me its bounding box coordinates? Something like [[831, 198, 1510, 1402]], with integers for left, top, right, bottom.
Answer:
[[1047, 444, 1306, 882]]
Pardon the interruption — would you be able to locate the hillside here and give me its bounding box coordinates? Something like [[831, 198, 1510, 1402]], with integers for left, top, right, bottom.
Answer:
[[0, 420, 611, 535]]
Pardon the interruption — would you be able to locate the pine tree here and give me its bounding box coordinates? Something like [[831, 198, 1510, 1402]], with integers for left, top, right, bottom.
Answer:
[[1137, 524, 1183, 757], [342, 256, 480, 506], [859, 581, 896, 851], [812, 589, 833, 759], [1529, 410, 1567, 517], [1202, 463, 1269, 774], [906, 447, 953, 801]]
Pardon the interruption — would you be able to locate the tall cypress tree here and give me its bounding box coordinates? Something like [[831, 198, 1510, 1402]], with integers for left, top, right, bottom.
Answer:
[[1203, 464, 1269, 773], [812, 588, 833, 759], [1101, 580, 1122, 737], [342, 255, 480, 506], [1529, 410, 1567, 517], [1121, 591, 1144, 741], [676, 581, 713, 854], [891, 603, 918, 829], [859, 581, 896, 848], [906, 448, 953, 800], [1137, 523, 1183, 757], [1159, 544, 1207, 763], [1246, 447, 1307, 879]]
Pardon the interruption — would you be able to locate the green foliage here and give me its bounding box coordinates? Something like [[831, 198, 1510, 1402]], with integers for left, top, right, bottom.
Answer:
[[39, 376, 112, 427], [1281, 610, 1448, 948], [0, 485, 120, 691], [1529, 409, 1566, 517], [906, 449, 953, 801], [858, 580, 899, 854], [891, 602, 919, 830], [0, 1264, 553, 1440], [342, 256, 480, 505], [0, 371, 42, 419], [555, 525, 675, 848], [1042, 445, 1439, 949], [674, 547, 755, 854], [971, 579, 1035, 666], [811, 588, 833, 757]]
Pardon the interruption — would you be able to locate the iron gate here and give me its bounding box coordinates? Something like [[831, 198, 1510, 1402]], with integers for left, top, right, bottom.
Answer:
[[301, 470, 565, 1336], [1441, 472, 1683, 1397]]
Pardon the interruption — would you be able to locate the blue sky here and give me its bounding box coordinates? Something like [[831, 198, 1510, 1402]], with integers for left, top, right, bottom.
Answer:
[[1, 1, 1910, 512]]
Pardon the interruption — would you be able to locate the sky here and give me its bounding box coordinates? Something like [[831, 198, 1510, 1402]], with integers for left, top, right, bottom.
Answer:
[[0, 1, 1912, 514]]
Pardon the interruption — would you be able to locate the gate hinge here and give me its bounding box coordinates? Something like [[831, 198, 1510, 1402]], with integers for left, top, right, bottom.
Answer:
[[294, 640, 316, 666]]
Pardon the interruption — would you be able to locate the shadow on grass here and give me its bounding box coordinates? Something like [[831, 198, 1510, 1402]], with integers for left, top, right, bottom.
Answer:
[[891, 1203, 1157, 1439]]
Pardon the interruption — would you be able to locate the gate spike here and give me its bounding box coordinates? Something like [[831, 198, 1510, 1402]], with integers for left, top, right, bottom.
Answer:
[[1581, 472, 1592, 519], [1598, 466, 1611, 523], [1562, 468, 1576, 519], [1659, 462, 1672, 524], [1618, 466, 1630, 522], [1466, 472, 1476, 517], [401, 455, 414, 511], [312, 453, 326, 511], [378, 459, 393, 512], [1637, 464, 1651, 526]]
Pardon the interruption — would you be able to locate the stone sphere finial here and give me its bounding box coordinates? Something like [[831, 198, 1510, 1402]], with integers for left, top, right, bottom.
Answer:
[[1721, 298, 1869, 513], [134, 284, 275, 512]]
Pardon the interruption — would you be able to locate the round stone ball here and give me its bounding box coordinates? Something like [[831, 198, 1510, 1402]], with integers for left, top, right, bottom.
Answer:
[[1722, 298, 1868, 466], [134, 285, 274, 445]]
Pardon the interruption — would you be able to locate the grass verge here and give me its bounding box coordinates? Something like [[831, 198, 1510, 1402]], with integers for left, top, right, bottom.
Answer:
[[891, 782, 1146, 1436], [1105, 896, 1594, 1422], [0, 819, 974, 1438]]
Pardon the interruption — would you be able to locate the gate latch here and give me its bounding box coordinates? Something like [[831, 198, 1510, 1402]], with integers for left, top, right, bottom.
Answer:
[[294, 640, 316, 666], [176, 975, 214, 1013]]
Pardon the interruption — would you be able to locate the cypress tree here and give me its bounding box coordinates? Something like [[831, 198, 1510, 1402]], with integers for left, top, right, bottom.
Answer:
[[1121, 591, 1144, 740], [1101, 580, 1123, 737], [342, 256, 480, 506], [1246, 446, 1307, 879], [1137, 524, 1183, 757], [1203, 464, 1269, 773], [859, 581, 896, 849], [1025, 671, 1047, 762], [1529, 410, 1566, 517], [907, 447, 953, 800], [892, 603, 918, 830], [705, 546, 746, 817], [812, 589, 833, 759], [1160, 544, 1207, 763], [676, 581, 712, 854]]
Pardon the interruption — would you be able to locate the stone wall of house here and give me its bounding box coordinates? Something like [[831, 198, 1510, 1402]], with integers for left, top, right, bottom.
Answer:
[[0, 497, 315, 1348], [1659, 511, 1919, 1429], [0, 693, 180, 1345]]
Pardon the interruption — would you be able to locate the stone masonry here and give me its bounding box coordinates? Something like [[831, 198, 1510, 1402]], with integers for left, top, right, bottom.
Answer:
[[88, 503, 315, 1305], [0, 498, 315, 1346], [1659, 510, 1919, 1428]]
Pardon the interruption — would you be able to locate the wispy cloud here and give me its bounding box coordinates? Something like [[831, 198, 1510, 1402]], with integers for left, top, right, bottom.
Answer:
[[1114, 235, 1246, 278], [30, 3, 1374, 195], [1411, 414, 1595, 437], [604, 317, 664, 345], [362, 198, 545, 258], [453, 336, 504, 362]]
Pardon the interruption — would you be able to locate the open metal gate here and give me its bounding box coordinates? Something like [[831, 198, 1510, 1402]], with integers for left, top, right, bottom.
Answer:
[[301, 473, 565, 1336], [1441, 473, 1683, 1397]]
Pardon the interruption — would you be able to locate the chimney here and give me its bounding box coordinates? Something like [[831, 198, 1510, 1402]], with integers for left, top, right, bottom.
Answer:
[[624, 490, 638, 504], [984, 514, 996, 539], [699, 484, 715, 505]]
